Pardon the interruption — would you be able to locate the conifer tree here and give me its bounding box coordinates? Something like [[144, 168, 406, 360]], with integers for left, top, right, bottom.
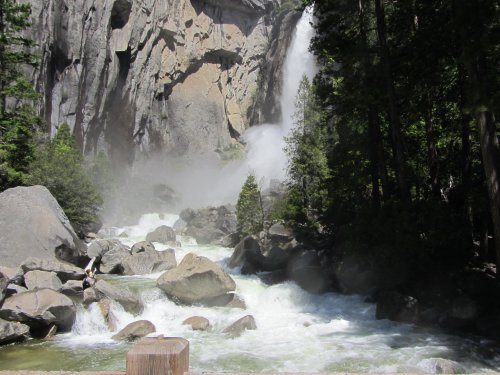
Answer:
[[236, 174, 264, 237], [0, 0, 39, 190], [285, 75, 330, 230]]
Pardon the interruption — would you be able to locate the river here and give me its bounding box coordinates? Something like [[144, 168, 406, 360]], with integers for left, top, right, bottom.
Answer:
[[1, 212, 500, 373]]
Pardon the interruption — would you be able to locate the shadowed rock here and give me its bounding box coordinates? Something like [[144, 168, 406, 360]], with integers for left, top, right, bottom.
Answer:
[[0, 318, 30, 345], [0, 289, 76, 331]]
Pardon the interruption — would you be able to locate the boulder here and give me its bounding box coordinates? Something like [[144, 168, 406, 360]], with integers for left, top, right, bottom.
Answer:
[[226, 294, 247, 309], [5, 284, 28, 297], [131, 241, 156, 254], [182, 316, 211, 331], [268, 223, 294, 242], [222, 315, 257, 337], [157, 253, 236, 305], [0, 318, 30, 345], [287, 251, 331, 294], [112, 320, 156, 341], [0, 266, 23, 282], [419, 358, 467, 374], [83, 280, 144, 315], [181, 206, 237, 244], [376, 291, 419, 324], [0, 186, 86, 267], [60, 280, 83, 296], [0, 288, 76, 331], [24, 270, 63, 291], [145, 226, 176, 244], [173, 218, 187, 233], [121, 248, 177, 275], [220, 233, 240, 248], [0, 272, 7, 302], [21, 258, 85, 282], [98, 240, 131, 274], [229, 236, 264, 274], [98, 299, 118, 332]]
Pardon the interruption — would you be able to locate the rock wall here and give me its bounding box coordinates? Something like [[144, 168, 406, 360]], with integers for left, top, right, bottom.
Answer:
[[24, 0, 300, 164]]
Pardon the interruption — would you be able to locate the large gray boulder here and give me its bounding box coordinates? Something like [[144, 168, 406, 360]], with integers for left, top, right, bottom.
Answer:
[[83, 280, 144, 315], [97, 240, 131, 274], [0, 289, 76, 331], [21, 258, 85, 282], [111, 320, 156, 341], [0, 318, 30, 345], [0, 186, 86, 267], [145, 226, 176, 244], [229, 236, 265, 274], [121, 248, 177, 275], [222, 315, 257, 337], [24, 270, 63, 291], [157, 253, 236, 305], [181, 206, 237, 244]]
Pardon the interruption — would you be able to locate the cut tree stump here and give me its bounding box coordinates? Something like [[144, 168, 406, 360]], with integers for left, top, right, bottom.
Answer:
[[126, 337, 189, 375]]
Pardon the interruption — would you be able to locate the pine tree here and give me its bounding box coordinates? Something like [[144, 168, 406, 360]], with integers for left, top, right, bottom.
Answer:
[[285, 75, 330, 230], [26, 124, 103, 235], [0, 0, 39, 190], [236, 174, 264, 237]]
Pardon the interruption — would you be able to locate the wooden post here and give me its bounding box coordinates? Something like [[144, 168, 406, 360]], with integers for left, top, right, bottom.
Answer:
[[126, 337, 189, 375]]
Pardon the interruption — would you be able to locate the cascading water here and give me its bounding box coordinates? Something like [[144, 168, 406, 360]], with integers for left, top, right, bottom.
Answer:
[[1, 8, 500, 374], [241, 6, 317, 185], [1, 212, 500, 372]]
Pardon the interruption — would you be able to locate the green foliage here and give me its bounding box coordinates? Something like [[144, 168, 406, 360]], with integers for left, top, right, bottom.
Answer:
[[0, 0, 40, 190], [26, 124, 103, 234], [285, 75, 330, 231], [280, 0, 500, 287], [236, 174, 264, 237]]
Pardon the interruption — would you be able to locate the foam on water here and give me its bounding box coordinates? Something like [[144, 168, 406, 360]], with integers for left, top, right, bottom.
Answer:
[[38, 212, 500, 373]]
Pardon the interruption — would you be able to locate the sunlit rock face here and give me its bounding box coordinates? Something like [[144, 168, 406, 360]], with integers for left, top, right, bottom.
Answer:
[[26, 0, 299, 164]]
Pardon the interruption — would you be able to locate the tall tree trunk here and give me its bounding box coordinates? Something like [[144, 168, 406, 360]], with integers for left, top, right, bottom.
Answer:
[[368, 107, 381, 210], [359, 0, 381, 209], [423, 95, 440, 198], [455, 0, 500, 272], [374, 0, 410, 202]]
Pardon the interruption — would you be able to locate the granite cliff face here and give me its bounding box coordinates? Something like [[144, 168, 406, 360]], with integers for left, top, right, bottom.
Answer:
[[26, 0, 300, 164]]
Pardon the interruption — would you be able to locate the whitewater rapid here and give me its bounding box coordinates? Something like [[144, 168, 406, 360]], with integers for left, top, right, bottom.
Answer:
[[2, 212, 498, 373]]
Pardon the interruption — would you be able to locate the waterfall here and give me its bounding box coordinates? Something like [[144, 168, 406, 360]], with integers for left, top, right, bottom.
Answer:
[[242, 7, 317, 186]]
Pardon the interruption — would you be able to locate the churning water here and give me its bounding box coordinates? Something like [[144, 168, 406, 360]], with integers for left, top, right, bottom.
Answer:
[[1, 212, 500, 373]]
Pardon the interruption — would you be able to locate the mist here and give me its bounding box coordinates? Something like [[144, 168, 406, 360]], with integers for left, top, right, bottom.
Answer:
[[101, 7, 316, 226]]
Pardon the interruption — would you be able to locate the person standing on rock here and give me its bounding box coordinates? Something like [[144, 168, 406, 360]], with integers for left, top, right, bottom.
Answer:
[[82, 257, 97, 289]]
